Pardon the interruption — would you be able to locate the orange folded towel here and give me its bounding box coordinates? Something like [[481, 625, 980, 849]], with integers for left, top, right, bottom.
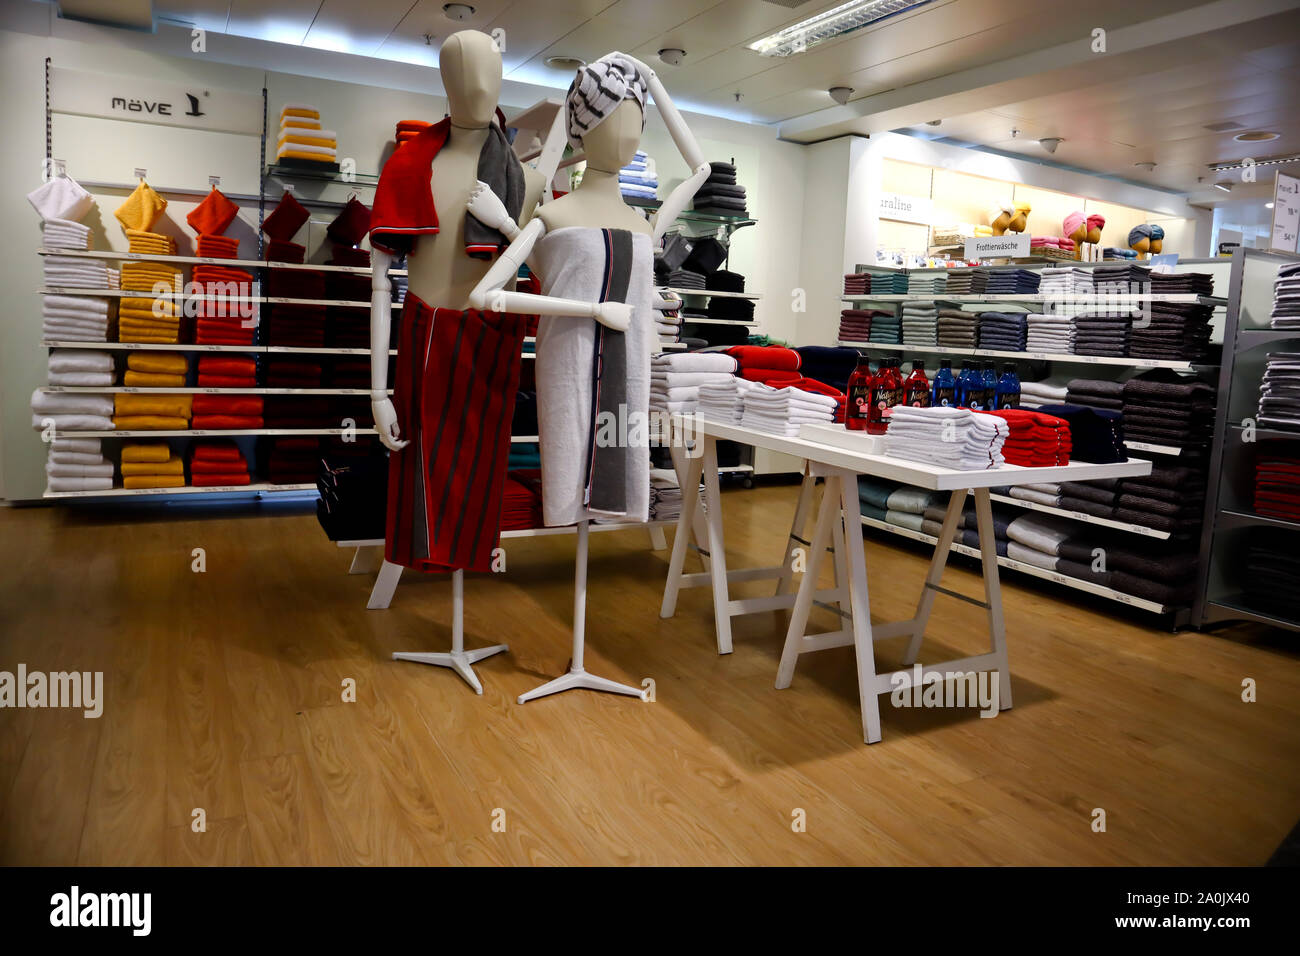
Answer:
[[123, 475, 186, 489]]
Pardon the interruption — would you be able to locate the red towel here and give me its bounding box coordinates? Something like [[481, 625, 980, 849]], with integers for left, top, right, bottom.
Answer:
[[740, 368, 801, 385], [198, 356, 256, 377], [726, 345, 801, 371], [192, 473, 252, 486], [191, 415, 264, 429], [187, 189, 240, 236], [191, 456, 249, 474], [193, 395, 264, 416], [192, 440, 243, 462], [197, 374, 257, 388]]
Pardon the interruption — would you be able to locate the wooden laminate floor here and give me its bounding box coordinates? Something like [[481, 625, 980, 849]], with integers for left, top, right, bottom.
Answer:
[[1, 483, 1297, 866]]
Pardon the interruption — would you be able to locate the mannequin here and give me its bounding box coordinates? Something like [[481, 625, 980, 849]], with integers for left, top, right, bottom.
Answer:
[[467, 52, 709, 704], [367, 29, 544, 693]]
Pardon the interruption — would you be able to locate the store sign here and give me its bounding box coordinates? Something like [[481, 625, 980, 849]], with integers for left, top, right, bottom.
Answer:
[[964, 234, 1030, 259], [1269, 172, 1300, 254], [877, 192, 932, 224], [50, 68, 261, 135]]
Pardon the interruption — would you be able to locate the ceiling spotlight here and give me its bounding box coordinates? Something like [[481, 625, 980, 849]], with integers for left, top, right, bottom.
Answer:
[[658, 48, 686, 66], [442, 3, 475, 20], [828, 86, 854, 105], [1234, 130, 1280, 143], [925, 119, 941, 126], [1213, 181, 1233, 192], [748, 0, 935, 57], [1039, 137, 1064, 153], [1134, 161, 1157, 172], [544, 55, 585, 70], [1266, 202, 1275, 209]]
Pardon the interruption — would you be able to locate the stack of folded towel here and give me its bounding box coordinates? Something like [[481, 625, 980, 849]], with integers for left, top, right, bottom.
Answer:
[[707, 295, 755, 326], [43, 291, 111, 343], [1001, 481, 1063, 507], [500, 470, 543, 530], [1113, 463, 1206, 537], [47, 349, 113, 386], [186, 186, 254, 345], [977, 312, 1028, 351], [113, 392, 192, 430], [1270, 262, 1300, 330], [326, 358, 371, 389], [264, 437, 321, 484], [874, 271, 908, 294], [937, 309, 978, 348], [794, 345, 861, 392], [189, 439, 252, 486], [126, 352, 187, 387], [906, 272, 946, 294], [264, 396, 324, 427], [1018, 379, 1068, 409], [1150, 271, 1215, 296], [982, 409, 1072, 465], [192, 395, 263, 429], [655, 305, 682, 346], [619, 150, 658, 203], [983, 269, 1041, 294], [698, 377, 755, 423], [196, 234, 240, 259], [1103, 247, 1139, 260], [856, 477, 947, 531], [901, 303, 938, 346], [1072, 311, 1131, 357], [649, 351, 738, 415], [739, 381, 837, 436], [1123, 369, 1217, 451], [667, 268, 706, 290], [868, 308, 901, 344], [1065, 378, 1124, 413], [41, 217, 93, 252], [1034, 403, 1126, 463], [197, 355, 255, 387], [693, 161, 747, 215], [277, 104, 337, 167], [1093, 263, 1150, 294], [649, 473, 689, 522], [395, 119, 433, 147], [1003, 513, 1079, 572], [1025, 313, 1074, 353], [1058, 477, 1120, 519], [1254, 442, 1300, 521], [30, 389, 114, 432], [1029, 236, 1075, 256], [43, 253, 111, 290], [943, 269, 975, 294], [120, 441, 184, 489], [45, 436, 113, 492], [1241, 528, 1300, 620], [883, 407, 1008, 470], [264, 357, 321, 388], [1258, 352, 1300, 432], [1038, 266, 1094, 296], [838, 308, 877, 342], [843, 272, 872, 296], [727, 345, 801, 386], [1128, 302, 1214, 361], [119, 259, 184, 344], [265, 266, 326, 347]]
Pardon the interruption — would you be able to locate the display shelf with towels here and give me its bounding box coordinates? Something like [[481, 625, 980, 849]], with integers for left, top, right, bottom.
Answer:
[[45, 482, 316, 498], [835, 339, 1211, 372], [39, 248, 406, 276]]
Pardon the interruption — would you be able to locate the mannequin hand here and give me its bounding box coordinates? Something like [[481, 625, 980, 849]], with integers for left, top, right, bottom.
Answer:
[[595, 302, 633, 333], [371, 398, 409, 451], [467, 180, 511, 232]]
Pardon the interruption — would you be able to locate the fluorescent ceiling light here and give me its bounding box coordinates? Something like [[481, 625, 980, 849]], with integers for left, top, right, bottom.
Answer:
[[1213, 182, 1232, 192], [1209, 154, 1300, 172], [748, 0, 933, 57]]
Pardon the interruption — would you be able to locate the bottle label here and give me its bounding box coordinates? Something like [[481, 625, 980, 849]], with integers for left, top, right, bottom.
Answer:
[[967, 389, 987, 411], [1000, 392, 1021, 409], [934, 387, 956, 407], [906, 385, 930, 408], [847, 382, 872, 421]]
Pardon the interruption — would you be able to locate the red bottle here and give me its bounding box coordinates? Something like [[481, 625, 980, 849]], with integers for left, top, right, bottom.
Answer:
[[868, 358, 904, 434], [845, 355, 873, 431], [904, 360, 930, 407]]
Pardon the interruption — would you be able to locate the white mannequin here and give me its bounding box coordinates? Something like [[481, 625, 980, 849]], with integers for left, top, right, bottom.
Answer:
[[368, 30, 544, 693], [467, 54, 709, 704]]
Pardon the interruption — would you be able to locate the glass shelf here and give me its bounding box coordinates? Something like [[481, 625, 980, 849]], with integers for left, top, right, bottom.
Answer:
[[264, 164, 380, 186]]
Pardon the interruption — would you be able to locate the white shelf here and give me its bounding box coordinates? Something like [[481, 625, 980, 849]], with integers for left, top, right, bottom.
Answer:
[[681, 317, 757, 327], [44, 482, 315, 499], [53, 428, 378, 438], [987, 492, 1171, 539], [658, 287, 762, 300], [840, 293, 1209, 303], [835, 340, 1209, 371], [718, 465, 754, 474], [858, 514, 1171, 613], [39, 248, 403, 276], [1126, 440, 1184, 456]]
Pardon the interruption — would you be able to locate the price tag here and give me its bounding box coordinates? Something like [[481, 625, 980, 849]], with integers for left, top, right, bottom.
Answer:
[[284, 183, 295, 194], [209, 175, 220, 187], [134, 167, 147, 180], [54, 159, 67, 177]]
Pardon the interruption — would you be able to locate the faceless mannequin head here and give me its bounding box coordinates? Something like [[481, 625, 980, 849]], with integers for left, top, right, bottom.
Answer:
[[441, 30, 502, 129], [582, 99, 644, 173]]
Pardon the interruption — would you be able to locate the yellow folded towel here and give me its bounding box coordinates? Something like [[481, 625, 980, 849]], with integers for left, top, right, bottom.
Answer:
[[280, 105, 320, 120], [127, 352, 188, 375], [121, 442, 172, 463], [115, 393, 192, 419], [118, 311, 181, 326], [123, 475, 186, 489], [121, 456, 184, 476], [112, 415, 190, 430], [277, 149, 337, 163], [115, 181, 168, 233], [123, 371, 186, 387], [120, 300, 179, 317], [281, 117, 321, 130], [121, 279, 181, 295], [119, 335, 180, 344]]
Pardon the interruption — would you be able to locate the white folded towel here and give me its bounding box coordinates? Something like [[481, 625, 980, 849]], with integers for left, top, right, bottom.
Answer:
[[49, 349, 114, 373], [277, 128, 337, 143], [650, 371, 734, 388], [31, 389, 114, 417], [52, 438, 102, 454], [44, 294, 109, 313], [32, 413, 114, 431], [47, 461, 114, 478], [277, 141, 336, 158], [47, 476, 114, 492], [48, 371, 114, 386], [652, 352, 738, 374], [28, 175, 93, 222]]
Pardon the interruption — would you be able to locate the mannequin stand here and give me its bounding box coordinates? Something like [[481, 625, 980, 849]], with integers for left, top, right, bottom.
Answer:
[[517, 520, 647, 704], [392, 569, 508, 694]]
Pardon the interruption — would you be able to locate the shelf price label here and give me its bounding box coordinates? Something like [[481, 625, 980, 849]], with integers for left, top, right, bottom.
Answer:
[[1270, 173, 1300, 254]]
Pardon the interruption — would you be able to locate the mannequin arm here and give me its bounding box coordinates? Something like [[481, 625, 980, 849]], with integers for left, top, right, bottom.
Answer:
[[636, 65, 712, 244], [467, 218, 631, 332], [369, 248, 407, 450]]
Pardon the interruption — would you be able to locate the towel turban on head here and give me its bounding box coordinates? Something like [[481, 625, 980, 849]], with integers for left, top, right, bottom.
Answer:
[[1086, 213, 1106, 230], [1149, 224, 1165, 240], [1063, 211, 1086, 237], [566, 52, 649, 151], [1128, 224, 1153, 246]]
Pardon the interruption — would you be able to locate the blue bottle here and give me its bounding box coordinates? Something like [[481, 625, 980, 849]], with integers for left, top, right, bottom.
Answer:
[[996, 362, 1021, 410], [981, 363, 998, 409], [932, 359, 957, 407], [962, 361, 986, 410]]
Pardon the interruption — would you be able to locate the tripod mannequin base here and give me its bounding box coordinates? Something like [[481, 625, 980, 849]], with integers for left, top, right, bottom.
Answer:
[[392, 644, 509, 695], [517, 666, 647, 704]]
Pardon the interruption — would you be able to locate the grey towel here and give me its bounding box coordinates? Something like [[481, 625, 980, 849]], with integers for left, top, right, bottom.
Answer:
[[465, 121, 526, 258]]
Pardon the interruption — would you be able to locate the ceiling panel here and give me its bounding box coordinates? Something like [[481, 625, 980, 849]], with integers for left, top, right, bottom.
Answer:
[[223, 0, 322, 46], [155, 1, 233, 31]]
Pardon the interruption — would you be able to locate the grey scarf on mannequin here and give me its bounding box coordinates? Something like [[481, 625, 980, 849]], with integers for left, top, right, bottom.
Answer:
[[465, 114, 525, 259]]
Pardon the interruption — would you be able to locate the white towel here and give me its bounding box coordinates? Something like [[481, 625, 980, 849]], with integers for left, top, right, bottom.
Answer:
[[48, 371, 114, 386], [44, 294, 109, 313], [277, 141, 336, 158], [52, 438, 102, 454], [47, 476, 113, 492], [31, 389, 114, 417], [649, 371, 734, 389], [28, 175, 93, 222], [652, 352, 738, 374], [49, 349, 114, 373], [46, 461, 113, 478], [49, 452, 108, 465], [32, 413, 114, 431], [277, 128, 337, 144]]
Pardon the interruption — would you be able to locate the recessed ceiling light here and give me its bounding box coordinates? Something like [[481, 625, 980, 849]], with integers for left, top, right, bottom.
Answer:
[[1213, 181, 1233, 192], [748, 0, 934, 57], [1233, 130, 1280, 143], [658, 48, 686, 66], [1134, 161, 1157, 172], [1039, 137, 1063, 154], [828, 86, 854, 105], [442, 3, 474, 21], [544, 55, 585, 70]]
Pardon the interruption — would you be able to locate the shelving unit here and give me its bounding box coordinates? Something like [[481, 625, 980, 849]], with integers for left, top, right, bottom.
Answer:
[[1194, 247, 1300, 632]]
